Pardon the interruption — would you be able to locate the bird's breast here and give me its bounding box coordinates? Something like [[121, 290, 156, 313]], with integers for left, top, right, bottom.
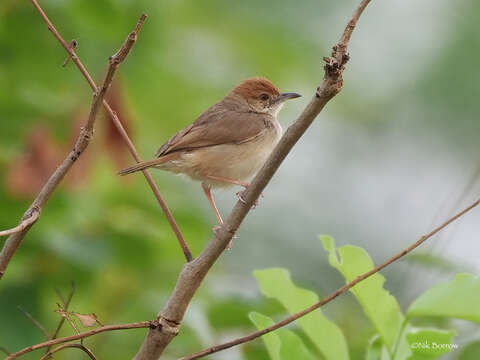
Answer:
[[175, 118, 282, 188]]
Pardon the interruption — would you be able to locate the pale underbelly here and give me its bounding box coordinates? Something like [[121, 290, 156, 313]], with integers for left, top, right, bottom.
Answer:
[[156, 131, 280, 188]]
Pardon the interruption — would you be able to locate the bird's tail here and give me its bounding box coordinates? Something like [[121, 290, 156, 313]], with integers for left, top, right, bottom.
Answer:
[[117, 157, 171, 176]]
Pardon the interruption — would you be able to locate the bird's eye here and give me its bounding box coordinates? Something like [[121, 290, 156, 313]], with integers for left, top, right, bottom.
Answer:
[[260, 93, 270, 101]]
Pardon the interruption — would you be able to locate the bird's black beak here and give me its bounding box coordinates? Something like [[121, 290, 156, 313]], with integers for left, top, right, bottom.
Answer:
[[274, 92, 302, 104]]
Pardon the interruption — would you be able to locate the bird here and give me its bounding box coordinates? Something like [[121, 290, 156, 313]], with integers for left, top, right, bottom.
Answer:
[[118, 77, 300, 234]]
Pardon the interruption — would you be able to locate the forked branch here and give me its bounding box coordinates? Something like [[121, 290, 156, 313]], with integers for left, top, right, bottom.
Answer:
[[6, 321, 153, 359], [133, 1, 372, 359], [0, 10, 146, 279], [39, 343, 97, 360], [29, 0, 193, 263], [179, 198, 480, 359], [0, 211, 40, 237], [45, 283, 76, 354], [6, 2, 478, 360]]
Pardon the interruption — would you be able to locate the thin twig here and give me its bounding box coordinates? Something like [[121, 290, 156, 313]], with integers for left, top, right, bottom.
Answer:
[[28, 0, 193, 263], [0, 7, 147, 279], [133, 1, 372, 359], [17, 306, 50, 339], [62, 39, 77, 67], [0, 211, 40, 237], [0, 347, 10, 356], [55, 303, 81, 338], [54, 288, 66, 307], [40, 343, 97, 360], [6, 321, 152, 359], [46, 282, 76, 354], [179, 198, 480, 360]]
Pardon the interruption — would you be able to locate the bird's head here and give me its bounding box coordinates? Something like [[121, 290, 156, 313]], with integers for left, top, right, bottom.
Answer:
[[229, 77, 301, 116]]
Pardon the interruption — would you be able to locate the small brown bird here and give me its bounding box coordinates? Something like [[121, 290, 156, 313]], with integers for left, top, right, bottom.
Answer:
[[118, 77, 300, 228]]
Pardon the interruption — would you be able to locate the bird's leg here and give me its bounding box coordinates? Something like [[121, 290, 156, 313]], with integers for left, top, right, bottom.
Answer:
[[201, 183, 234, 250], [205, 175, 262, 207], [202, 182, 223, 225]]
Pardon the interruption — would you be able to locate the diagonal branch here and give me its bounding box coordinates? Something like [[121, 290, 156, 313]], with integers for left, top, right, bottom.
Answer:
[[0, 8, 146, 279], [179, 198, 480, 360], [133, 1, 372, 359], [28, 0, 193, 263], [6, 321, 153, 359], [39, 343, 97, 360]]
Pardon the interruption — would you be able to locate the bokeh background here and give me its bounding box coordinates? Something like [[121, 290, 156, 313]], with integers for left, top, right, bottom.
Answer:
[[1, 0, 480, 359]]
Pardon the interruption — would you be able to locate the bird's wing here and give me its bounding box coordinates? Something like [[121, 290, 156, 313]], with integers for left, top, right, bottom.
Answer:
[[155, 105, 269, 157]]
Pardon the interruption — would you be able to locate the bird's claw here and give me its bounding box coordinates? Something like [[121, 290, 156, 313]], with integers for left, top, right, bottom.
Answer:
[[236, 190, 247, 204], [236, 189, 262, 208], [212, 225, 223, 237]]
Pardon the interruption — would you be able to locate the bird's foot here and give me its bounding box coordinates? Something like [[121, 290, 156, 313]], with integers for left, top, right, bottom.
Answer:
[[213, 225, 222, 237], [236, 189, 263, 208]]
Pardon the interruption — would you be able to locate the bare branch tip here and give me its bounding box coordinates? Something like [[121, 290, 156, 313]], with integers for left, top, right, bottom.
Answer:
[[17, 306, 50, 339], [134, 13, 148, 34], [69, 281, 77, 296]]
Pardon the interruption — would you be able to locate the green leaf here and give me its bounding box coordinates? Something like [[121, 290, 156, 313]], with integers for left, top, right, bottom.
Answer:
[[249, 312, 281, 360], [366, 334, 391, 360], [249, 312, 315, 360], [393, 323, 413, 360], [403, 252, 461, 273], [278, 328, 316, 360], [254, 268, 349, 360], [407, 273, 480, 322], [406, 328, 456, 359], [320, 235, 404, 351]]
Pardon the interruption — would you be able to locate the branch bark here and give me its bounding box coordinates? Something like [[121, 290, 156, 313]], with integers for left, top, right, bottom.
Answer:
[[28, 0, 193, 263], [7, 2, 477, 360], [6, 321, 152, 359], [179, 198, 480, 360], [0, 8, 146, 279], [133, 1, 372, 359], [0, 211, 40, 238]]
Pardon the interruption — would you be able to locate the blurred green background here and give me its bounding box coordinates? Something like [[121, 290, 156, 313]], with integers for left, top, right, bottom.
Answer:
[[1, 0, 480, 359]]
